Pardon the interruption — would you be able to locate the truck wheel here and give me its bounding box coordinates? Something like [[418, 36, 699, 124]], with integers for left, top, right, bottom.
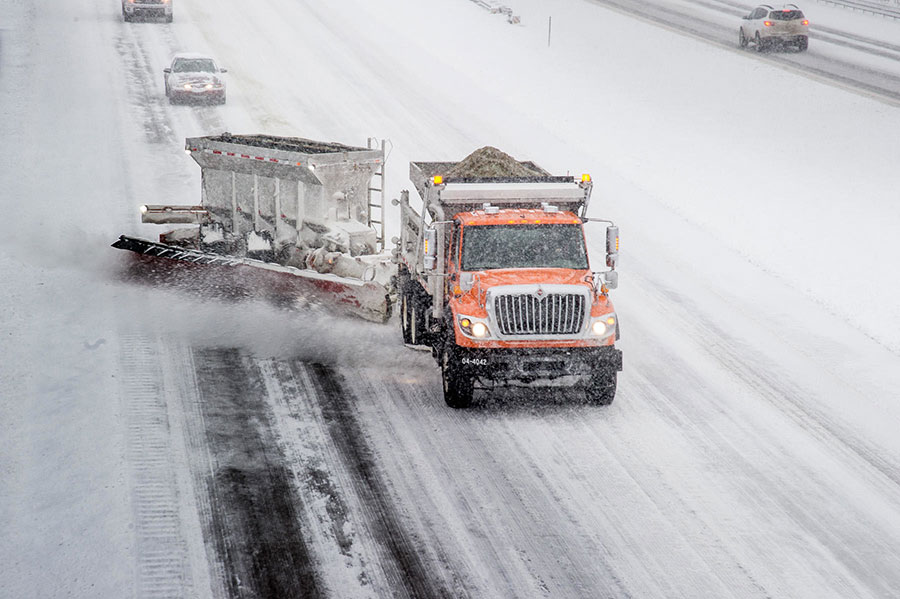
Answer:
[[400, 292, 413, 344], [400, 284, 429, 346], [410, 300, 428, 345], [585, 371, 617, 406], [397, 270, 413, 344], [441, 349, 474, 409]]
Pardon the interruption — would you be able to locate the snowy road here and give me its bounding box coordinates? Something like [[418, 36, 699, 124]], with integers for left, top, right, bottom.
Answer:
[[586, 0, 900, 103], [4, 0, 900, 597]]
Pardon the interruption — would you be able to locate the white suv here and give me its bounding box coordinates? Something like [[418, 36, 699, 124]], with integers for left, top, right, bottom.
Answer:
[[739, 4, 809, 52], [122, 0, 173, 23]]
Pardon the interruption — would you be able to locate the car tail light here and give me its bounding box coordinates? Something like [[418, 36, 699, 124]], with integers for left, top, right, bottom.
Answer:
[[763, 20, 773, 26], [802, 19, 809, 25]]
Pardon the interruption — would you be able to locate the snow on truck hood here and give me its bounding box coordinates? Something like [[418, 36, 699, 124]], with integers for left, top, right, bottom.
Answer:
[[464, 268, 593, 289]]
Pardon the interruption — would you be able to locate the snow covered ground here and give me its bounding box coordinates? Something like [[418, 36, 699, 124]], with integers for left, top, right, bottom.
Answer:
[[2, 0, 900, 596]]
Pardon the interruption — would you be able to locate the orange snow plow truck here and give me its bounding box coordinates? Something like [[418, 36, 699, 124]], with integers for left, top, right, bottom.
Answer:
[[394, 147, 622, 408]]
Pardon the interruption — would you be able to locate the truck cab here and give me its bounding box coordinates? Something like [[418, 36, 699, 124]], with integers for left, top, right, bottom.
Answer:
[[395, 149, 622, 408]]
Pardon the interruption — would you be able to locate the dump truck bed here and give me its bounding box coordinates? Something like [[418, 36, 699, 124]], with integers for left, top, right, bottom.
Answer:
[[409, 160, 591, 219], [206, 133, 371, 155]]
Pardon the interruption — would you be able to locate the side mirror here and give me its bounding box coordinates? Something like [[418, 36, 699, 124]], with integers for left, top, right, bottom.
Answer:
[[603, 271, 619, 290], [423, 226, 437, 270], [605, 225, 619, 268], [163, 68, 171, 73], [219, 68, 228, 73]]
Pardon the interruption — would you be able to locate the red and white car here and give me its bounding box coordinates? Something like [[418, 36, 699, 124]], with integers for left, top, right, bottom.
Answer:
[[739, 4, 809, 52], [163, 53, 227, 105]]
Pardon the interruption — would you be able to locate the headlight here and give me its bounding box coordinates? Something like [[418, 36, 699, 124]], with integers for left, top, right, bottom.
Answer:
[[183, 83, 192, 90], [205, 83, 213, 89], [458, 315, 490, 338], [591, 313, 617, 338]]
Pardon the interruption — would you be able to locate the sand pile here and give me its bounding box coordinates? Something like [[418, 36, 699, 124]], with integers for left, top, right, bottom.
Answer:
[[446, 146, 543, 178]]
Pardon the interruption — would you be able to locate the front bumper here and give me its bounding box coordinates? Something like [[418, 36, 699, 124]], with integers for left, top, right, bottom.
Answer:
[[169, 88, 224, 103], [448, 345, 622, 382]]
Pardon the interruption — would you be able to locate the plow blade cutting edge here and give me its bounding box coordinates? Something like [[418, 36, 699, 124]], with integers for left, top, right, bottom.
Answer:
[[112, 235, 392, 323]]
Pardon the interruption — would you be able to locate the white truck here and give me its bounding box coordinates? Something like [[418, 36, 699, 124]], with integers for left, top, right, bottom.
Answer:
[[113, 133, 395, 322]]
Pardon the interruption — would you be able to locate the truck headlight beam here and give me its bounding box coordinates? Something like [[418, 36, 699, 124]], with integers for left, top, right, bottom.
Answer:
[[591, 314, 617, 338], [458, 315, 491, 339]]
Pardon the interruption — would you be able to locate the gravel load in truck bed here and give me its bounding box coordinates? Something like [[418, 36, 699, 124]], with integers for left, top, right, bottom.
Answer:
[[213, 133, 369, 155], [446, 146, 546, 178]]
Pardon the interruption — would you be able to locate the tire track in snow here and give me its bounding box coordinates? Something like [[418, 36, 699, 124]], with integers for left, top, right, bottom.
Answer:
[[295, 362, 455, 599], [258, 359, 378, 597], [192, 348, 323, 599], [635, 271, 900, 491], [112, 26, 177, 146], [620, 272, 900, 596], [119, 334, 194, 599], [339, 365, 637, 598]]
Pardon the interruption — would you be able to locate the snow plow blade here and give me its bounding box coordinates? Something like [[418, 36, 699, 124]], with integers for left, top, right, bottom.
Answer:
[[112, 235, 392, 323]]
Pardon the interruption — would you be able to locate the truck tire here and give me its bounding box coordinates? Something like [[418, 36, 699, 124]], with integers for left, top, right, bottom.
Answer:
[[400, 281, 430, 346], [410, 300, 427, 345], [585, 371, 617, 406], [441, 349, 474, 409], [400, 291, 414, 344], [397, 270, 413, 344]]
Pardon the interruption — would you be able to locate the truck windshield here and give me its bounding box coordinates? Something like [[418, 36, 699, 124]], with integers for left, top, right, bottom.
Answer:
[[461, 224, 588, 270]]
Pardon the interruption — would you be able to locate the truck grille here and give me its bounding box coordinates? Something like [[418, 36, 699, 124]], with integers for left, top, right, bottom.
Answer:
[[494, 293, 586, 336]]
